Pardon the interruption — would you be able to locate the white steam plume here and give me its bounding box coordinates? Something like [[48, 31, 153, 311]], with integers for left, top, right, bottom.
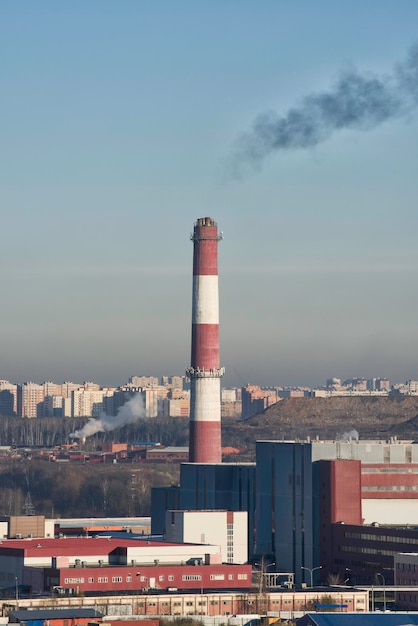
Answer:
[[70, 394, 145, 439], [341, 429, 359, 441]]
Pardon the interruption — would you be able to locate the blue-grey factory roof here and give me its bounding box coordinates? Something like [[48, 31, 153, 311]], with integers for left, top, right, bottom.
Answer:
[[9, 609, 103, 622], [297, 613, 418, 626]]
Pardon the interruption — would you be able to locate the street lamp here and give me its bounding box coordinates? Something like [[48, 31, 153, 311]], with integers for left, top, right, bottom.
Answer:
[[137, 572, 149, 592], [301, 566, 322, 587], [14, 576, 18, 608], [135, 572, 141, 615], [376, 572, 386, 611], [253, 559, 275, 593], [344, 568, 352, 585]]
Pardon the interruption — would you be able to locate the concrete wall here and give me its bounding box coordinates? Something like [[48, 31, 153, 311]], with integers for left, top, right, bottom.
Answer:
[[362, 498, 418, 524]]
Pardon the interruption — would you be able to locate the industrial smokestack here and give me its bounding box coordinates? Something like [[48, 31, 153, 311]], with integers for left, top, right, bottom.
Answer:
[[187, 217, 224, 463]]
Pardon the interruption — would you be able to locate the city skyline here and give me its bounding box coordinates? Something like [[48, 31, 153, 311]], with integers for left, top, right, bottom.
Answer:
[[1, 372, 416, 390], [2, 2, 418, 388]]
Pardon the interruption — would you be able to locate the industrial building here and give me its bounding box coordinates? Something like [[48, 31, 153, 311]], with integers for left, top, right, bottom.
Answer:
[[394, 552, 418, 609], [151, 462, 256, 558], [0, 536, 252, 597], [0, 515, 55, 540], [164, 510, 248, 564], [153, 437, 418, 589], [256, 441, 315, 579], [4, 589, 369, 619]]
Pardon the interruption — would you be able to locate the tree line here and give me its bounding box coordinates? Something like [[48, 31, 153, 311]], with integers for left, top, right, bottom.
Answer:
[[0, 415, 189, 449], [0, 459, 179, 518], [0, 415, 187, 518]]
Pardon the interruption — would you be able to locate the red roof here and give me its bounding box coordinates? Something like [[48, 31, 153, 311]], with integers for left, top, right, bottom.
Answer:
[[0, 536, 178, 557]]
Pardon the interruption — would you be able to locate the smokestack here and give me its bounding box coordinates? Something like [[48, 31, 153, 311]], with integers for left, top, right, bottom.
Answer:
[[187, 217, 224, 463]]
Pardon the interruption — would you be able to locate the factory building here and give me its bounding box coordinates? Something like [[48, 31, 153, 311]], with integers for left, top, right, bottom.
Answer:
[[151, 219, 418, 592], [164, 510, 248, 564], [153, 438, 418, 587], [0, 515, 55, 540], [395, 552, 418, 609], [0, 536, 255, 597], [255, 441, 316, 582], [8, 590, 368, 617], [151, 462, 256, 558], [39, 562, 252, 596], [311, 439, 418, 525]]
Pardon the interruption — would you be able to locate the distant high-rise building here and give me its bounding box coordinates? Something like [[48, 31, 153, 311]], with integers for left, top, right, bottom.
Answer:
[[71, 389, 114, 417], [0, 380, 17, 416], [17, 382, 45, 418], [376, 377, 390, 391], [241, 385, 278, 420], [129, 376, 159, 388]]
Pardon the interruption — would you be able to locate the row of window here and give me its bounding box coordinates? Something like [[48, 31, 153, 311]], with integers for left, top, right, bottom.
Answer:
[[64, 572, 248, 585], [397, 577, 418, 584], [363, 485, 418, 490], [64, 578, 85, 584], [398, 593, 418, 602], [138, 575, 174, 582], [341, 546, 396, 556], [344, 532, 418, 544], [362, 467, 418, 473], [64, 574, 248, 585], [397, 563, 418, 572], [180, 573, 247, 581], [64, 576, 128, 584]]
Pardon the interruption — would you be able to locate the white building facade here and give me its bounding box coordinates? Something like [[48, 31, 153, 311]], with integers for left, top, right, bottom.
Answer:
[[164, 510, 248, 564]]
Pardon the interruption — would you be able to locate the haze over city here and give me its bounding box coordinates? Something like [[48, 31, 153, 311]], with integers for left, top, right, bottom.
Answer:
[[2, 2, 418, 389]]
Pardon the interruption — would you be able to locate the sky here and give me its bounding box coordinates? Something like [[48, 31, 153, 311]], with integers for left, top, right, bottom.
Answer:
[[1, 1, 418, 389]]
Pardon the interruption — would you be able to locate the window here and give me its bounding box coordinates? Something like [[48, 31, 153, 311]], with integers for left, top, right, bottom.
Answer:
[[126, 575, 132, 582], [210, 574, 225, 581], [88, 577, 94, 583], [168, 575, 174, 581], [98, 577, 108, 583], [112, 576, 123, 583], [64, 577, 84, 584], [238, 574, 248, 580], [159, 575, 165, 582], [182, 574, 202, 581]]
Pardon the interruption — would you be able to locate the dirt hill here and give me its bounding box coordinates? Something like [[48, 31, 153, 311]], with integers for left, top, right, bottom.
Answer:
[[222, 396, 418, 461]]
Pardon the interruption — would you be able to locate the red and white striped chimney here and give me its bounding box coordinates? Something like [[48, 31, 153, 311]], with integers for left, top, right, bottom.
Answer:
[[187, 217, 224, 463]]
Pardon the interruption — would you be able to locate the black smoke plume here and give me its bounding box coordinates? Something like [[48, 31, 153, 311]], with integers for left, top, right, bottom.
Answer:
[[233, 44, 418, 173]]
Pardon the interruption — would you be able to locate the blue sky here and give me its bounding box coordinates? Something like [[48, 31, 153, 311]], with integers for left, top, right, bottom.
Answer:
[[1, 1, 418, 388]]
